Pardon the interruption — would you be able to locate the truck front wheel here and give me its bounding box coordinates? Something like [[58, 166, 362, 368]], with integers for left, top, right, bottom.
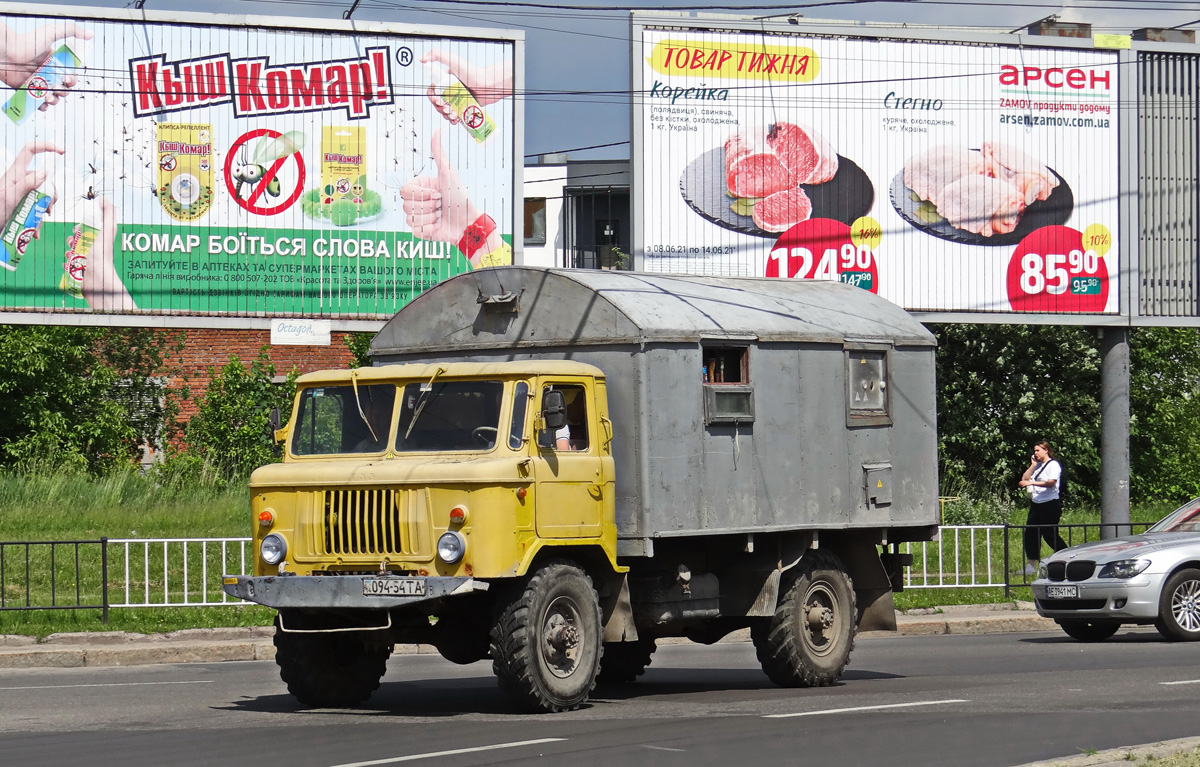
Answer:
[[273, 615, 392, 708], [751, 549, 857, 687], [489, 561, 603, 713]]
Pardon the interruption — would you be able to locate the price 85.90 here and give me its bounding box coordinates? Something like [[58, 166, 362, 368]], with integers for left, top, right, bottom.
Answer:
[[1005, 225, 1110, 313]]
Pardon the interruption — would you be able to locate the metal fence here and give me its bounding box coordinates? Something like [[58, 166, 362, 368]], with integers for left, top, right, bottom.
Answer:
[[107, 538, 252, 608], [903, 521, 1156, 596], [0, 524, 1163, 619]]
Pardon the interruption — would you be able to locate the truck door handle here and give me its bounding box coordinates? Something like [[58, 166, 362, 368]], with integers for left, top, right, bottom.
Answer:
[[588, 484, 603, 498]]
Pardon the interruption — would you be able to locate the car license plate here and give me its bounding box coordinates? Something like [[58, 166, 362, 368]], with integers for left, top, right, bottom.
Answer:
[[362, 578, 426, 597], [1046, 585, 1078, 598]]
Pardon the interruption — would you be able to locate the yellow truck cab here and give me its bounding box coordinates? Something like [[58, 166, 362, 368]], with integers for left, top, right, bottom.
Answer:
[[226, 267, 940, 714]]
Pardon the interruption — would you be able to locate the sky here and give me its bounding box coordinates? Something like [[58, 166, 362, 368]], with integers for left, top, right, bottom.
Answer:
[[33, 0, 1200, 159]]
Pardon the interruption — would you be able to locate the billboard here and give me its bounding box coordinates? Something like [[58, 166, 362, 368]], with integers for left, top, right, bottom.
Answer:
[[634, 21, 1120, 315], [0, 5, 519, 321]]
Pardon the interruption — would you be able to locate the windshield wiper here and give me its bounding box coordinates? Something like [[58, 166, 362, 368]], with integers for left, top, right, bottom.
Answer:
[[404, 366, 446, 440], [350, 370, 378, 443]]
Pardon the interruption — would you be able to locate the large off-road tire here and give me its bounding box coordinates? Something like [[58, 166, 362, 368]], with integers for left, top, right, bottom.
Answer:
[[489, 561, 603, 713], [1056, 618, 1120, 642], [751, 549, 857, 688], [273, 616, 392, 708], [597, 638, 657, 684], [1155, 568, 1200, 641]]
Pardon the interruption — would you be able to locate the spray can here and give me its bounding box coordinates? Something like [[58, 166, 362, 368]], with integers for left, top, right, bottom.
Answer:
[[4, 43, 83, 125], [0, 188, 53, 271], [427, 62, 495, 144], [59, 197, 100, 300]]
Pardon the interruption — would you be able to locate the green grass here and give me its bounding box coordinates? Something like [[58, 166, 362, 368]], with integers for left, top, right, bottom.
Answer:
[[0, 468, 256, 638], [0, 468, 248, 539]]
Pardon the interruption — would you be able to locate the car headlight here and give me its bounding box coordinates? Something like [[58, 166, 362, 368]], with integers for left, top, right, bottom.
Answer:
[[1037, 562, 1048, 579], [437, 531, 466, 564], [261, 533, 288, 565], [1098, 559, 1150, 578]]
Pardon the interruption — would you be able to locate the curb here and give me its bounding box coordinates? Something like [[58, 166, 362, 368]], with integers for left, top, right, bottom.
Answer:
[[1015, 736, 1200, 767]]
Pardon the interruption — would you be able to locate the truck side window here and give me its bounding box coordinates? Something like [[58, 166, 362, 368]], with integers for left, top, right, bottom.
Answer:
[[846, 349, 891, 426], [538, 384, 589, 451], [702, 345, 754, 425], [508, 381, 530, 449]]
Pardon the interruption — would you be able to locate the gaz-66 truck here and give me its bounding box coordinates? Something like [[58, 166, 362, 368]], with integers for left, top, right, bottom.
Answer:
[[223, 267, 939, 713]]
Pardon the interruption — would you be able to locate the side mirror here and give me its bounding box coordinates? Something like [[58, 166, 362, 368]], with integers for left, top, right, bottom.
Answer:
[[542, 390, 568, 430], [268, 407, 284, 459]]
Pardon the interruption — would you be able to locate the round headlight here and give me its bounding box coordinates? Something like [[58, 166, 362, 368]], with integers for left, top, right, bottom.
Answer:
[[437, 531, 466, 564], [261, 533, 287, 565]]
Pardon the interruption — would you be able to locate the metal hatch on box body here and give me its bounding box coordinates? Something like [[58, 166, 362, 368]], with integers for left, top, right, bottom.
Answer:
[[370, 267, 939, 554]]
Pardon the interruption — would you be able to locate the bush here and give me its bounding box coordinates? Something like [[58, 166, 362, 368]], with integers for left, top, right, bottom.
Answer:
[[0, 326, 181, 474], [939, 489, 1017, 526], [183, 349, 296, 482]]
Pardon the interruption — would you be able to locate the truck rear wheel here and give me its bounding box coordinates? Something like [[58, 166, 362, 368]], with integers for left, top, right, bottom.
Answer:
[[489, 561, 603, 713], [273, 616, 392, 708], [751, 549, 857, 687], [598, 638, 657, 684]]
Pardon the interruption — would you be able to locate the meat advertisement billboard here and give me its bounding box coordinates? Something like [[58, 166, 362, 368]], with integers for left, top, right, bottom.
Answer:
[[0, 5, 518, 321], [634, 22, 1120, 315]]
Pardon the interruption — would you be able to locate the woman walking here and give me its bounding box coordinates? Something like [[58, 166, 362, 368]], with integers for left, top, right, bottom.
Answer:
[[1018, 440, 1066, 575]]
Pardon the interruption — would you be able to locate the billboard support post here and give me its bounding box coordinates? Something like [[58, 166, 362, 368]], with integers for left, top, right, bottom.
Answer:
[[1100, 326, 1131, 537]]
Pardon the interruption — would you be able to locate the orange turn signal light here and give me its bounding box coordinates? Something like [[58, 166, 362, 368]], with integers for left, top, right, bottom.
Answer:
[[516, 487, 528, 500], [449, 505, 467, 525], [258, 510, 275, 527]]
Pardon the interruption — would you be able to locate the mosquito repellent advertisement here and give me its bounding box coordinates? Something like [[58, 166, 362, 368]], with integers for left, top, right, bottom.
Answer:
[[0, 6, 518, 318]]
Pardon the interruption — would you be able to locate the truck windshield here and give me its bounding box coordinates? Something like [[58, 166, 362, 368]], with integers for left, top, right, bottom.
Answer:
[[396, 380, 505, 452], [291, 384, 397, 456]]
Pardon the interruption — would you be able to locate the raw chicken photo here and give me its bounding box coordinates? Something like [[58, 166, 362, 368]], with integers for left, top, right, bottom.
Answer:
[[892, 140, 1069, 244]]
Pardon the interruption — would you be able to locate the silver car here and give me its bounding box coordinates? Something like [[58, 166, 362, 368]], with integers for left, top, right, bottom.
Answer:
[[1032, 498, 1200, 642]]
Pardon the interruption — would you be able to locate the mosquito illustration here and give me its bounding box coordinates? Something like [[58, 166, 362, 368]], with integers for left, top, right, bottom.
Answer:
[[233, 131, 305, 199]]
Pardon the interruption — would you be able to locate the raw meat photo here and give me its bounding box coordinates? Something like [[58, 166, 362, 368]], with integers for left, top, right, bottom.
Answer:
[[680, 121, 872, 240], [890, 142, 1072, 246]]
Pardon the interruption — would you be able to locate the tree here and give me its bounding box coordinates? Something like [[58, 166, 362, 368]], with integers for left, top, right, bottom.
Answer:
[[932, 324, 1101, 505], [1128, 327, 1200, 502], [934, 324, 1200, 507], [0, 326, 180, 474], [184, 349, 297, 480]]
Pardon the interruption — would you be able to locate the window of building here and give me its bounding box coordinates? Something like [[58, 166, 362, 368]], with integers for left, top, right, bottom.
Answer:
[[524, 198, 547, 246]]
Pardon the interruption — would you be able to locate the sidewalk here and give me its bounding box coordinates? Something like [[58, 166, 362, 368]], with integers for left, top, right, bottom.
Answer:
[[0, 601, 1058, 670]]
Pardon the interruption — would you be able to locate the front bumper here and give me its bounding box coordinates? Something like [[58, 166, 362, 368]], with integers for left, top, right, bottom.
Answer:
[[1031, 577, 1162, 622], [222, 574, 488, 609]]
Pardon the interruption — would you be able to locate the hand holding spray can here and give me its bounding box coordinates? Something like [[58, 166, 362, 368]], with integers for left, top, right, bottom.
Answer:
[[426, 62, 495, 144]]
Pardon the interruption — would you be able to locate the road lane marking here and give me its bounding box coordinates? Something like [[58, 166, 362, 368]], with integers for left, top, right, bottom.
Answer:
[[330, 738, 567, 767], [0, 680, 213, 691], [1160, 680, 1200, 686], [764, 699, 969, 718], [642, 746, 686, 752]]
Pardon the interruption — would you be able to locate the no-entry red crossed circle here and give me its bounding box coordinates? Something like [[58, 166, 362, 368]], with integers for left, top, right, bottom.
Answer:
[[223, 128, 307, 216]]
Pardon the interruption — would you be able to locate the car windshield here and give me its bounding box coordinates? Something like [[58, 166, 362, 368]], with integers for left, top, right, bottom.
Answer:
[[396, 380, 504, 451], [291, 384, 396, 456], [1147, 498, 1200, 534]]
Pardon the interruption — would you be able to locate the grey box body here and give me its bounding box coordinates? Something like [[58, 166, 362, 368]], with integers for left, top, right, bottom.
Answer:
[[371, 267, 939, 554]]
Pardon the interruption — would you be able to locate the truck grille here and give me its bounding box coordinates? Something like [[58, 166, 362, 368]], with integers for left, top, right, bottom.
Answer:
[[318, 488, 433, 558]]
